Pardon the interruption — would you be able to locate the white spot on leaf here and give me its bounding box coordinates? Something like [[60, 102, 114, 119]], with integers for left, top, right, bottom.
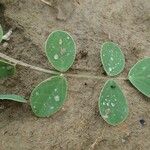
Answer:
[[109, 67, 112, 72], [142, 66, 146, 70], [50, 106, 54, 109], [54, 54, 59, 60], [111, 103, 115, 107], [35, 92, 39, 96], [59, 39, 63, 45], [106, 103, 109, 106], [110, 57, 114, 61], [54, 95, 60, 101]]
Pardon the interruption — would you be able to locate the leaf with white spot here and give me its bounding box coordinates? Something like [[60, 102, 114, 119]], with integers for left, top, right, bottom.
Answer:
[[0, 60, 15, 79], [30, 75, 67, 117], [45, 30, 76, 72], [0, 94, 26, 103], [0, 25, 3, 43], [128, 58, 150, 97], [99, 80, 129, 126], [100, 42, 125, 76]]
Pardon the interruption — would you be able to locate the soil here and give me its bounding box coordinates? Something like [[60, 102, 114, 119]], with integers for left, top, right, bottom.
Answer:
[[0, 0, 150, 150]]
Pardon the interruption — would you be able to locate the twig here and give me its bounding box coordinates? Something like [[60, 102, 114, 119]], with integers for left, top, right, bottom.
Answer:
[[0, 52, 128, 80], [40, 0, 52, 6], [89, 126, 106, 150]]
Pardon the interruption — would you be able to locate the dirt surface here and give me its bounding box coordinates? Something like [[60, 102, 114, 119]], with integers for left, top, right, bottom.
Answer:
[[0, 0, 150, 149]]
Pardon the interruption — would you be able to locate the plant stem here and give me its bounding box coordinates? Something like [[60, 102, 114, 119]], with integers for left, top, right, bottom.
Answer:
[[0, 52, 128, 80], [65, 72, 107, 80], [0, 52, 60, 75]]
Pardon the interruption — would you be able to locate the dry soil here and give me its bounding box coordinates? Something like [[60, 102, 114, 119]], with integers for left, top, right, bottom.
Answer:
[[0, 0, 150, 150]]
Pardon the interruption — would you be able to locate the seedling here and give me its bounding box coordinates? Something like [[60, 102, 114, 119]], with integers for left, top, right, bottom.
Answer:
[[0, 26, 149, 126]]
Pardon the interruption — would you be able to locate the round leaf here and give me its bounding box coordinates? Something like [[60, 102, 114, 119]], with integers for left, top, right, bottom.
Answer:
[[128, 58, 150, 97], [45, 30, 76, 72], [0, 94, 26, 103], [99, 80, 129, 126], [0, 60, 15, 79], [100, 42, 125, 76], [30, 75, 67, 117], [0, 25, 3, 43]]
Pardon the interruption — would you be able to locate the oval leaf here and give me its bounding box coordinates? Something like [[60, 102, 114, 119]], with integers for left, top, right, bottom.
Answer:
[[0, 60, 15, 79], [30, 75, 67, 117], [45, 30, 76, 72], [0, 25, 3, 43], [99, 80, 128, 126], [128, 58, 150, 97], [0, 94, 26, 103], [101, 42, 125, 76]]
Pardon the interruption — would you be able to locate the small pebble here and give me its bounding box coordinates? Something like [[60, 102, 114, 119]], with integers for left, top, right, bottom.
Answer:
[[121, 138, 126, 143]]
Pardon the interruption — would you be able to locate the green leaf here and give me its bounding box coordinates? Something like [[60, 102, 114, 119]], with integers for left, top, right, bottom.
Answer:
[[30, 75, 68, 117], [0, 25, 3, 43], [0, 60, 15, 79], [45, 30, 76, 72], [99, 80, 129, 126], [0, 94, 27, 103], [128, 58, 150, 97], [100, 42, 125, 76]]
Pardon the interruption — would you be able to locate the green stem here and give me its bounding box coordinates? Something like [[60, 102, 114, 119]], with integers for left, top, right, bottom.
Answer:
[[0, 52, 128, 80], [0, 52, 60, 75]]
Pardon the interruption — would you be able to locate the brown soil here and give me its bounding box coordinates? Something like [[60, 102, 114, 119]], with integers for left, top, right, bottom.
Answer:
[[0, 0, 150, 150]]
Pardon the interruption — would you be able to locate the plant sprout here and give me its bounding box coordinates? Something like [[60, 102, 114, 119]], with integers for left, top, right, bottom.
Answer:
[[0, 26, 149, 126]]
